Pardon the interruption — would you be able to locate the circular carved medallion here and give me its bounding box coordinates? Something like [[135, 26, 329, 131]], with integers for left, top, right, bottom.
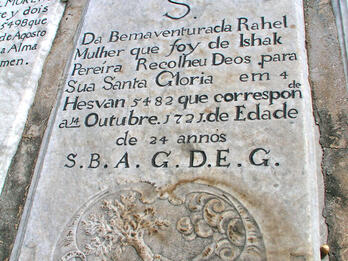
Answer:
[[53, 183, 266, 261]]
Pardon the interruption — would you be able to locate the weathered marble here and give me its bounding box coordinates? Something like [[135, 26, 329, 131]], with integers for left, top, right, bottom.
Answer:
[[0, 0, 65, 192], [11, 0, 322, 260], [0, 1, 88, 260], [332, 0, 348, 89]]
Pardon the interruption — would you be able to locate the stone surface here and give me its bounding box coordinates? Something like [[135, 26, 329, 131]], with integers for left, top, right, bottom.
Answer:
[[304, 1, 348, 259], [0, 0, 65, 192], [11, 0, 323, 260]]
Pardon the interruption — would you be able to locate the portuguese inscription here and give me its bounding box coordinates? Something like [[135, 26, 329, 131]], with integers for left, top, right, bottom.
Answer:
[[60, 11, 302, 171]]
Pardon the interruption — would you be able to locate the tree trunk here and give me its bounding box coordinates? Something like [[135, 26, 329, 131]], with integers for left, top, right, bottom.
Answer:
[[128, 236, 154, 261]]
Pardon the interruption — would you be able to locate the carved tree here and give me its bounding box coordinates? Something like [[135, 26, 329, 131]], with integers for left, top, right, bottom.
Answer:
[[81, 192, 169, 261]]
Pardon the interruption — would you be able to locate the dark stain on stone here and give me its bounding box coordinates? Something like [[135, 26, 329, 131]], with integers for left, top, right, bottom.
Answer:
[[159, 177, 232, 197], [318, 109, 346, 148], [324, 169, 347, 206]]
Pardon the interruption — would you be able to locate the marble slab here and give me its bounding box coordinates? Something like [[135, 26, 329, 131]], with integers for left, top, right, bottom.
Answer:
[[0, 0, 65, 192], [12, 0, 322, 260]]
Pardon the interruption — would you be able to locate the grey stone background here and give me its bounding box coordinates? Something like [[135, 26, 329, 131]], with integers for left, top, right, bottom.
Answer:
[[0, 0, 347, 260], [304, 0, 348, 260]]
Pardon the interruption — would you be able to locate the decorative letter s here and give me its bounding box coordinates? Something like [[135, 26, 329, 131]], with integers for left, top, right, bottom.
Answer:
[[164, 0, 191, 20]]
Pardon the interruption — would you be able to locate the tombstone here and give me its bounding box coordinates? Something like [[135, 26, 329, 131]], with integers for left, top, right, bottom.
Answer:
[[0, 0, 65, 192], [5, 0, 334, 260]]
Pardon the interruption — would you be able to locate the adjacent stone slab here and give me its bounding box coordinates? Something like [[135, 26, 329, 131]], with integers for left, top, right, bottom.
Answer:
[[12, 0, 322, 260], [332, 0, 348, 89], [0, 0, 65, 192]]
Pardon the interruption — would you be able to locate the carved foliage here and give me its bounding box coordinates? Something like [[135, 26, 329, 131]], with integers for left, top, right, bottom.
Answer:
[[177, 193, 246, 260]]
